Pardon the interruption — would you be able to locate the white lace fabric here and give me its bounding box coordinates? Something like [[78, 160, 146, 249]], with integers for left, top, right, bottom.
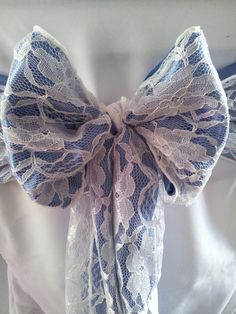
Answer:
[[222, 75, 236, 162], [0, 26, 229, 313]]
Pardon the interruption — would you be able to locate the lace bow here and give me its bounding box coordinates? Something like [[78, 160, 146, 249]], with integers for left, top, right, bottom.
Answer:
[[0, 26, 229, 313]]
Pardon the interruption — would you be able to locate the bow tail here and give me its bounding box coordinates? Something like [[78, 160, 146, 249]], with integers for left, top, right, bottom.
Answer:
[[112, 127, 165, 313], [66, 198, 113, 313], [65, 126, 165, 313], [66, 137, 124, 314]]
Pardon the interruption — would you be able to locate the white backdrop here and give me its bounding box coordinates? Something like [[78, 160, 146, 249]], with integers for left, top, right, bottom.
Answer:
[[0, 1, 235, 313]]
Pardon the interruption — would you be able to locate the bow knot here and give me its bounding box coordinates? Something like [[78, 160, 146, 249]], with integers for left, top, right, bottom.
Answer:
[[105, 96, 128, 134]]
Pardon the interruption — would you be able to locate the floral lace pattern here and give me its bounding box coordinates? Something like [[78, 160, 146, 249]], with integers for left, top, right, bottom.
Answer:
[[222, 75, 236, 162], [0, 26, 229, 313]]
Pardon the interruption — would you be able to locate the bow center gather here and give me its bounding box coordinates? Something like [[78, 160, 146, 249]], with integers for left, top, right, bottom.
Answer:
[[105, 96, 129, 135]]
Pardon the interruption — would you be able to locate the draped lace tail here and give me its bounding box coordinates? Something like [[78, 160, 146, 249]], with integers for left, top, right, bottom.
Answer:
[[65, 203, 165, 314]]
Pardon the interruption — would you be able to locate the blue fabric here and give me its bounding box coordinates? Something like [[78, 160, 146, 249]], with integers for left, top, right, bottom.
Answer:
[[0, 74, 8, 86], [218, 62, 236, 80]]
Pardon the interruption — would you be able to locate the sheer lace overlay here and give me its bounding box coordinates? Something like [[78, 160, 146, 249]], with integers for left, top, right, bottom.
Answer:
[[0, 26, 229, 313], [222, 75, 236, 162]]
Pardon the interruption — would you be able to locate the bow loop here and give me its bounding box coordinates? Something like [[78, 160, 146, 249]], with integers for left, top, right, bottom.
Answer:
[[1, 26, 112, 208], [124, 26, 229, 204]]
